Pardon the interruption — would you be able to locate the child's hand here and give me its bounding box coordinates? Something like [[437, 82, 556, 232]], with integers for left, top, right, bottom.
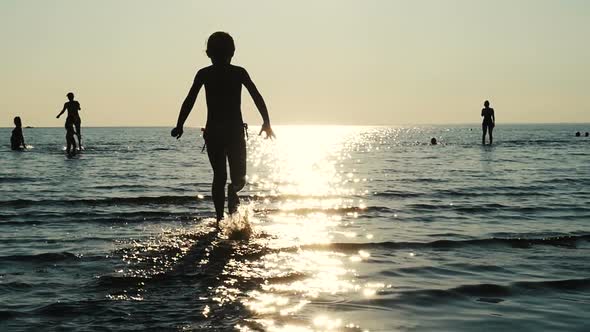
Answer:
[[171, 127, 183, 139], [259, 123, 275, 139]]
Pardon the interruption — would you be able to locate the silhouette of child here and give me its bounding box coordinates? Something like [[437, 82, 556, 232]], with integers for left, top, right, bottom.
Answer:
[[171, 32, 275, 223], [11, 116, 25, 150], [57, 92, 82, 149]]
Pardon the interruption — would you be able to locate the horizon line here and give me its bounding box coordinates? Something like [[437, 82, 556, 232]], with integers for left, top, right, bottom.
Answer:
[[2, 122, 590, 129]]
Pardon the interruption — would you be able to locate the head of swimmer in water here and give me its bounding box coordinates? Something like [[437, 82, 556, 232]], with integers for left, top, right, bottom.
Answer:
[[14, 116, 22, 128], [206, 32, 235, 65], [484, 100, 490, 108], [67, 92, 74, 101]]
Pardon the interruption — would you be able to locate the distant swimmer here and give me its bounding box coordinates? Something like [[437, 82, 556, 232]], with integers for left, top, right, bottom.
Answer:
[[11, 116, 26, 150], [481, 100, 495, 145], [430, 137, 437, 145], [586, 132, 589, 137], [56, 92, 82, 150], [171, 32, 275, 224], [575, 131, 581, 137]]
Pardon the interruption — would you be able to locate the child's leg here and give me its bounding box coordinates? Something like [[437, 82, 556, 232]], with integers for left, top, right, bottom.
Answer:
[[68, 134, 76, 155], [227, 136, 247, 214], [75, 118, 82, 147], [66, 135, 71, 153], [206, 140, 228, 221]]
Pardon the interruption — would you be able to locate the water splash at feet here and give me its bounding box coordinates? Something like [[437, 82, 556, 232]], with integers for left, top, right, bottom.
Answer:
[[219, 204, 254, 240]]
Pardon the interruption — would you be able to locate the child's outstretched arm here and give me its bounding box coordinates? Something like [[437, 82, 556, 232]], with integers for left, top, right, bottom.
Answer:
[[242, 69, 275, 139], [172, 71, 204, 139], [56, 104, 67, 118]]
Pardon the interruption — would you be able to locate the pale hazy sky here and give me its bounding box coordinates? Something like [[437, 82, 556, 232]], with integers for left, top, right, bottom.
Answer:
[[1, 0, 589, 127]]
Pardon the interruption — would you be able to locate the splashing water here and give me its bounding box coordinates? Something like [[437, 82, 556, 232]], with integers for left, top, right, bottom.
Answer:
[[219, 204, 254, 240]]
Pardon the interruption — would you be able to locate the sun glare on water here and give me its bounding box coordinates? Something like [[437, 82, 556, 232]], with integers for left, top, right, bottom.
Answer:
[[212, 126, 384, 331]]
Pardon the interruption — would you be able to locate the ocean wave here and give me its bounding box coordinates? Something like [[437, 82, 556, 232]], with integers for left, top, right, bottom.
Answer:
[[32, 300, 110, 317], [429, 278, 590, 299], [254, 205, 392, 214], [0, 252, 107, 263], [0, 195, 210, 208], [366, 277, 590, 307], [374, 190, 423, 198], [94, 275, 151, 288], [300, 234, 590, 251], [404, 203, 590, 214], [0, 252, 79, 263], [0, 282, 34, 291], [0, 176, 39, 183], [495, 139, 580, 147], [0, 210, 203, 226]]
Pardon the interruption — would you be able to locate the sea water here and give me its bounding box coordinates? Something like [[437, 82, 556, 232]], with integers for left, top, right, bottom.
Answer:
[[0, 125, 589, 331]]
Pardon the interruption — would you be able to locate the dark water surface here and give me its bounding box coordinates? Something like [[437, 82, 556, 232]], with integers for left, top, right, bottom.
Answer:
[[1, 125, 589, 331]]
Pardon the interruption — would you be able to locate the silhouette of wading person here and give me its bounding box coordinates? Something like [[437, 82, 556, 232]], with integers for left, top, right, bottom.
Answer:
[[57, 92, 82, 150], [481, 100, 495, 145], [11, 116, 26, 150], [172, 32, 275, 224]]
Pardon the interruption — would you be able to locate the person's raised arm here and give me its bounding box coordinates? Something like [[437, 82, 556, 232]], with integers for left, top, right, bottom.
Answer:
[[242, 69, 275, 139], [56, 104, 66, 119], [172, 71, 204, 139]]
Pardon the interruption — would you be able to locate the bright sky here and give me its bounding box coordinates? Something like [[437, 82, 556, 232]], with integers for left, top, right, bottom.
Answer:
[[1, 0, 589, 127]]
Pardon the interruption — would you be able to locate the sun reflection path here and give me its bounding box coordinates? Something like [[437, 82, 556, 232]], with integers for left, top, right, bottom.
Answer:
[[249, 126, 364, 198], [212, 126, 388, 331]]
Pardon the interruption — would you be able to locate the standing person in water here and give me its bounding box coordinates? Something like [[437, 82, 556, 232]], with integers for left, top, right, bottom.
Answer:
[[171, 31, 275, 224], [481, 100, 495, 145], [11, 116, 26, 150], [56, 92, 82, 150]]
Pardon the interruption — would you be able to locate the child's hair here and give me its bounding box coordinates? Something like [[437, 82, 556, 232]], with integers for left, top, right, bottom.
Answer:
[[14, 116, 22, 127], [67, 92, 74, 100], [484, 100, 490, 107], [206, 32, 235, 60]]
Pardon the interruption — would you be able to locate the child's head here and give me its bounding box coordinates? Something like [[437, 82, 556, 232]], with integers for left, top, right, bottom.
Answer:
[[67, 92, 75, 101], [14, 116, 22, 127], [206, 32, 235, 64], [484, 100, 490, 108]]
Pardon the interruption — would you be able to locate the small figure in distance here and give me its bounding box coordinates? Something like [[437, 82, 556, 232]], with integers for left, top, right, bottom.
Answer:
[[11, 116, 26, 150], [585, 132, 589, 137], [575, 131, 581, 137], [481, 100, 495, 145], [171, 31, 275, 225], [65, 121, 77, 156], [430, 137, 437, 145], [57, 92, 82, 149]]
